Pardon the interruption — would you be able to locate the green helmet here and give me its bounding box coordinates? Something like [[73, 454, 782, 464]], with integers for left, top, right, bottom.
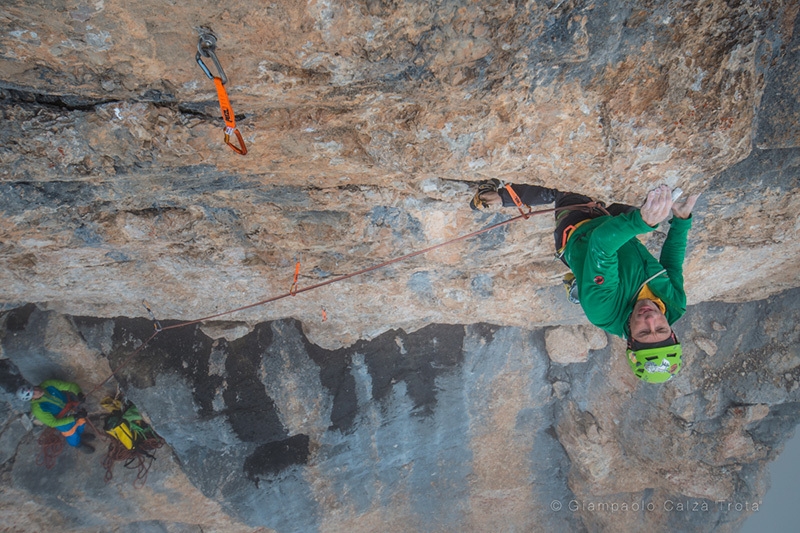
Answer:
[[626, 343, 682, 383]]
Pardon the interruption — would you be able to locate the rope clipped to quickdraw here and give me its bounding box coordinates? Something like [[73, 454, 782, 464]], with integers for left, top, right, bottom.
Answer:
[[142, 299, 162, 332], [35, 427, 65, 470], [88, 201, 606, 391], [196, 31, 247, 155]]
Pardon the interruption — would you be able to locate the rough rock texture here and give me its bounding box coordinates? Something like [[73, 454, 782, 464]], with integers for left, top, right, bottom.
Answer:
[[1, 0, 800, 531], [1, 289, 799, 532], [1, 0, 798, 346], [545, 324, 607, 363]]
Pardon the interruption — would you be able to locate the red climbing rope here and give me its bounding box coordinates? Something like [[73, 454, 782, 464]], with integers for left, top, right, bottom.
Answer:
[[160, 202, 607, 329], [35, 427, 65, 470], [102, 436, 164, 489], [89, 201, 603, 392]]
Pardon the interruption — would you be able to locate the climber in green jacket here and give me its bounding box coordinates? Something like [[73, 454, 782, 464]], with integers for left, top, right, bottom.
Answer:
[[17, 379, 95, 452], [471, 182, 700, 383]]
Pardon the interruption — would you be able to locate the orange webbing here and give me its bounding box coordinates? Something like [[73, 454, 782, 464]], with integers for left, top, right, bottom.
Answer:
[[60, 418, 86, 437], [504, 183, 531, 219], [212, 77, 247, 155], [290, 262, 301, 295]]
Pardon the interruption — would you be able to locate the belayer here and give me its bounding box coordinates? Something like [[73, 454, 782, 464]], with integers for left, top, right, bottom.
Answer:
[[17, 379, 95, 453], [471, 181, 700, 383]]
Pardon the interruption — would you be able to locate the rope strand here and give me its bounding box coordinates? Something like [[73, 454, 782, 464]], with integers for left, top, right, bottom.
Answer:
[[35, 428, 65, 469], [91, 202, 600, 390]]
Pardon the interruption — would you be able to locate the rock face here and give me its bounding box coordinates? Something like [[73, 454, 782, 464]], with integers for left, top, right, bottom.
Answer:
[[1, 289, 800, 532], [1, 0, 798, 344], [1, 0, 800, 531]]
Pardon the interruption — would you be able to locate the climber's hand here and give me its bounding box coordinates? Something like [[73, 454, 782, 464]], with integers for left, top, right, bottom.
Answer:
[[672, 193, 700, 220], [640, 185, 674, 227]]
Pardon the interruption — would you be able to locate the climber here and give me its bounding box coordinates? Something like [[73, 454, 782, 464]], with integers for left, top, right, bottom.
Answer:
[[470, 181, 700, 383], [17, 379, 95, 453]]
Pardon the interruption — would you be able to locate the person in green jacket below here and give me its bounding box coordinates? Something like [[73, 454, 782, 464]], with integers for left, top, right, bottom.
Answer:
[[471, 181, 700, 383], [17, 379, 95, 453]]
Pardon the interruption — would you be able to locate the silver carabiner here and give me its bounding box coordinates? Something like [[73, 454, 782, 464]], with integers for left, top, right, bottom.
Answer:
[[196, 32, 228, 85]]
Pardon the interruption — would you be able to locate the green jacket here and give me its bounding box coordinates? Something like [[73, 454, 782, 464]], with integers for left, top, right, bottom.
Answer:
[[30, 379, 83, 429], [563, 210, 692, 339]]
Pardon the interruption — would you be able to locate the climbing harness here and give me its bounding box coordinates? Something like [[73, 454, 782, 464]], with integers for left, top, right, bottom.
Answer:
[[196, 32, 247, 155], [553, 201, 611, 262]]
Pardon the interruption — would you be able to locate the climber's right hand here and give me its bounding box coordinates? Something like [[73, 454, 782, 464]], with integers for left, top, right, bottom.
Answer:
[[640, 185, 674, 227]]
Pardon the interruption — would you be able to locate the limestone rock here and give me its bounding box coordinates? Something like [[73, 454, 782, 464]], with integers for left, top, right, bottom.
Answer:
[[0, 286, 799, 532], [1, 0, 800, 531], [545, 325, 608, 364], [0, 0, 797, 343], [694, 336, 719, 357]]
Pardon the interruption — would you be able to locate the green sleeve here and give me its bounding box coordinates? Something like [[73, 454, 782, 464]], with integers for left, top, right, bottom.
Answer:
[[584, 209, 656, 291], [659, 215, 692, 290], [40, 379, 82, 395], [30, 402, 75, 428]]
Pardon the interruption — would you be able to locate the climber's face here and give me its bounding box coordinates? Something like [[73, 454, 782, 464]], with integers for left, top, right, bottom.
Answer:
[[629, 299, 672, 343]]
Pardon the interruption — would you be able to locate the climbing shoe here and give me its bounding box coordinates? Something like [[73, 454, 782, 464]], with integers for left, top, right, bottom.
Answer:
[[78, 442, 95, 454], [469, 179, 502, 210], [562, 273, 580, 304]]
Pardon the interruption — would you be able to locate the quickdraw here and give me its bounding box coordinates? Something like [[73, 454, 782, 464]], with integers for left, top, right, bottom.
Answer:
[[196, 32, 247, 155], [290, 262, 301, 295], [142, 299, 162, 332]]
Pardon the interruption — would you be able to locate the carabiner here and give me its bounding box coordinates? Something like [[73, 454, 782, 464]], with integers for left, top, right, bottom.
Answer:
[[142, 299, 163, 332], [224, 127, 248, 155], [196, 32, 228, 85]]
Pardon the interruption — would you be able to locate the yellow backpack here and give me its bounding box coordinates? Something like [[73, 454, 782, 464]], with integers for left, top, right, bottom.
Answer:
[[100, 397, 148, 450]]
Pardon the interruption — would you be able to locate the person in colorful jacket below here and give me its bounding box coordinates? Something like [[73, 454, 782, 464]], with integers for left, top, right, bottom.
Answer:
[[17, 379, 95, 453], [471, 181, 700, 383]]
